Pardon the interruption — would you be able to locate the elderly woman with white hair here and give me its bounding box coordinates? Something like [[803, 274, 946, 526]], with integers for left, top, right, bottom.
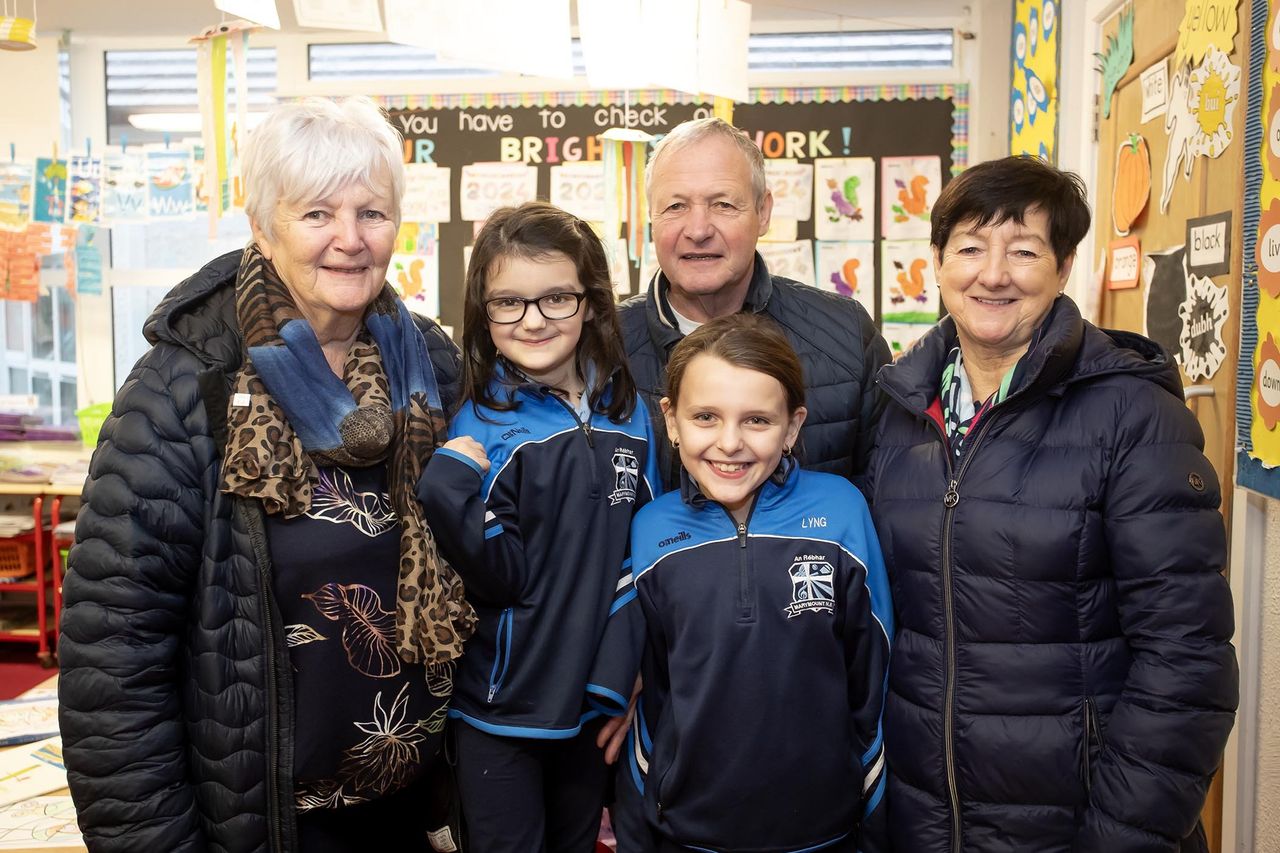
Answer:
[[58, 97, 474, 852]]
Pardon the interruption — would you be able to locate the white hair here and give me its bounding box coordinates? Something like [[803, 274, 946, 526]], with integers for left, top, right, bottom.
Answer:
[[646, 117, 767, 209], [241, 96, 404, 240]]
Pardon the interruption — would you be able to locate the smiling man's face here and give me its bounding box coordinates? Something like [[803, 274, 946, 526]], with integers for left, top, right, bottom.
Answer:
[[648, 134, 772, 322]]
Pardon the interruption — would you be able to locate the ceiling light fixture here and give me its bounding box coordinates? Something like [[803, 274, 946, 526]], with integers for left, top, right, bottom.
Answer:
[[0, 0, 37, 51]]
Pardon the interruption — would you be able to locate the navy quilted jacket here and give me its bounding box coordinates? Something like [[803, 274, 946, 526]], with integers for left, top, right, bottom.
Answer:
[[619, 254, 890, 489], [57, 251, 461, 853], [868, 297, 1237, 853]]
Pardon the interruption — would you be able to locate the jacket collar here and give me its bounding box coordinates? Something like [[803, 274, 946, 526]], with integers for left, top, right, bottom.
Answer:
[[877, 295, 1085, 416], [679, 453, 798, 515], [644, 251, 775, 354]]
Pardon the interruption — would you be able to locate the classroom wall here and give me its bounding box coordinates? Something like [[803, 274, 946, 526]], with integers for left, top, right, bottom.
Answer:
[[2, 37, 61, 160]]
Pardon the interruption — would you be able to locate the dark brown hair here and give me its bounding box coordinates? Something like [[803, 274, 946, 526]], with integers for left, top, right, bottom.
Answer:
[[460, 201, 636, 422], [929, 155, 1090, 271], [665, 314, 805, 414]]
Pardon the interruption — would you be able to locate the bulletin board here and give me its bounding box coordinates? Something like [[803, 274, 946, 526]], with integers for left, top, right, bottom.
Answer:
[[375, 85, 967, 339], [1236, 0, 1280, 499], [1091, 3, 1247, 848], [1093, 0, 1247, 536]]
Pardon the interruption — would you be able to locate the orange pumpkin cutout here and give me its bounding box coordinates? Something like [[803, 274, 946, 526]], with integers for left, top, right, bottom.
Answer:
[[1112, 134, 1151, 236]]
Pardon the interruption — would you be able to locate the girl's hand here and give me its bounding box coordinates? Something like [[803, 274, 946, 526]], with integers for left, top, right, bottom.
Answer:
[[443, 436, 491, 473], [597, 675, 642, 765]]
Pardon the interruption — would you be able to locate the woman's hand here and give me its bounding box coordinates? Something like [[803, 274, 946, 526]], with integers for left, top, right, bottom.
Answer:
[[597, 675, 642, 765], [443, 436, 491, 473]]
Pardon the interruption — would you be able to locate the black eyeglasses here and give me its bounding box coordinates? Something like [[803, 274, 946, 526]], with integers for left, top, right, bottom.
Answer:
[[484, 292, 587, 324]]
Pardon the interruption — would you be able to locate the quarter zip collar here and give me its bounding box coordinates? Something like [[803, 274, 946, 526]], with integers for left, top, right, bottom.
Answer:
[[677, 454, 798, 513]]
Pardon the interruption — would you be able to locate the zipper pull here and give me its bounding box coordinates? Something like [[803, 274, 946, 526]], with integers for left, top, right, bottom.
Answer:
[[583, 423, 595, 448], [737, 521, 747, 547], [943, 479, 959, 508], [487, 685, 497, 703]]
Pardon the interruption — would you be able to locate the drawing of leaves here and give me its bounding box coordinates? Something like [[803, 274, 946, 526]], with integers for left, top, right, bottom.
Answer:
[[285, 623, 327, 647], [340, 683, 426, 795], [295, 779, 368, 812], [302, 583, 401, 678], [308, 468, 397, 537], [419, 704, 449, 735], [425, 661, 454, 697]]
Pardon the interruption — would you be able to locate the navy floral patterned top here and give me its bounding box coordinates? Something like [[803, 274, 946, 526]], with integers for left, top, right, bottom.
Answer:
[[268, 464, 452, 812]]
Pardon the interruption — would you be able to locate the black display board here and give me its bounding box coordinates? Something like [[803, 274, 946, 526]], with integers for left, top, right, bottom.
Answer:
[[386, 92, 960, 332]]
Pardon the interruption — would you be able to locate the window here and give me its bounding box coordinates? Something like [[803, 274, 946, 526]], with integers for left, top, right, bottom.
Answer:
[[0, 260, 79, 426], [308, 30, 954, 81], [104, 47, 278, 145]]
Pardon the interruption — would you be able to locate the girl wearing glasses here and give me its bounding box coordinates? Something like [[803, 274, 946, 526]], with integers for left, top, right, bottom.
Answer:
[[418, 201, 658, 852]]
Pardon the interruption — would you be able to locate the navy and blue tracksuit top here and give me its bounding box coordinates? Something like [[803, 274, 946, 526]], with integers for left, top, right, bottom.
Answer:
[[620, 463, 893, 853], [418, 377, 658, 738]]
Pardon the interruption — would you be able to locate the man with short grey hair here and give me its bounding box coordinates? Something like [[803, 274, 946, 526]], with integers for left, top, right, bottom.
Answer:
[[620, 117, 890, 489]]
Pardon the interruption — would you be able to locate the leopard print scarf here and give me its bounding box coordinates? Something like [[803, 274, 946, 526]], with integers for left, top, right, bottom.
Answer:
[[221, 245, 475, 664]]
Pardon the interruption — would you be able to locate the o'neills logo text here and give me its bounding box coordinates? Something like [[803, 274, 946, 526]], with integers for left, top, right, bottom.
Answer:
[[658, 531, 691, 548], [500, 426, 531, 440]]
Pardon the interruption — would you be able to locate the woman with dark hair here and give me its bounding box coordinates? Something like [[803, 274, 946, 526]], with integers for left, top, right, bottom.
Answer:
[[418, 201, 659, 852], [869, 155, 1237, 852], [59, 97, 473, 852]]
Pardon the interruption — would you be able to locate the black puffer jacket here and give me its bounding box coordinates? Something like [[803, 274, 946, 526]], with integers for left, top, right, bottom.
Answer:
[[57, 251, 461, 853], [619, 253, 890, 489], [868, 297, 1237, 853]]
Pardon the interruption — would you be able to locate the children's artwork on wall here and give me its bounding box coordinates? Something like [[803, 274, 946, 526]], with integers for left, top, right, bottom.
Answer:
[[1143, 245, 1188, 360], [1112, 134, 1150, 235], [1140, 59, 1169, 123], [1186, 210, 1231, 277], [1186, 46, 1241, 158], [760, 217, 797, 242], [402, 164, 452, 223], [814, 240, 876, 317], [1256, 333, 1280, 431], [74, 225, 104, 296], [1096, 4, 1134, 120], [1010, 0, 1059, 161], [882, 322, 930, 358], [146, 150, 195, 219], [881, 156, 940, 241], [1269, 82, 1280, 179], [1177, 271, 1229, 380], [1106, 235, 1142, 289], [880, 240, 940, 324], [550, 162, 606, 223], [0, 163, 33, 231], [391, 223, 440, 319], [764, 160, 813, 222], [67, 156, 103, 226], [757, 240, 815, 288], [103, 152, 149, 223], [1258, 199, 1280, 298], [1160, 48, 1241, 212], [812, 157, 873, 241], [459, 163, 537, 222], [1175, 0, 1238, 68], [31, 158, 67, 225]]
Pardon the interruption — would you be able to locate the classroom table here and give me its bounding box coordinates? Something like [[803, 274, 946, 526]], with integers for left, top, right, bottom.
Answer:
[[0, 483, 84, 668]]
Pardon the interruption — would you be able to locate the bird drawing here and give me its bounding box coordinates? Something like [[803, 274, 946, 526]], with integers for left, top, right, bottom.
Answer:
[[890, 258, 928, 304], [824, 176, 863, 223]]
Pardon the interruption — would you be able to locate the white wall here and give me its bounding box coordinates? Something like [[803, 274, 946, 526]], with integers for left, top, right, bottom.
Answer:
[[0, 37, 61, 159]]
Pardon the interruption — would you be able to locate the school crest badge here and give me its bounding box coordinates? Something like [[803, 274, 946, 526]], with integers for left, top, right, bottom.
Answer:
[[784, 556, 836, 618], [609, 447, 639, 505]]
